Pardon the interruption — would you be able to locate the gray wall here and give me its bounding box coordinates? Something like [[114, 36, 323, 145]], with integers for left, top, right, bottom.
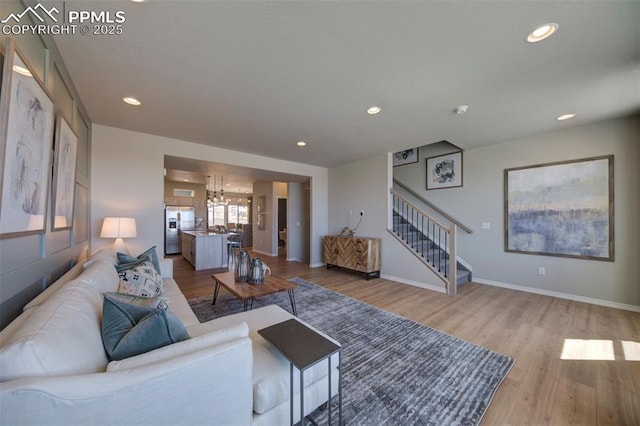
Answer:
[[393, 116, 639, 308], [286, 182, 311, 264], [0, 1, 92, 328], [329, 153, 445, 291]]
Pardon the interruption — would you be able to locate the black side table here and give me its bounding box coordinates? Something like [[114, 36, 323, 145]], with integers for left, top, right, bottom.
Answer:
[[258, 319, 342, 426]]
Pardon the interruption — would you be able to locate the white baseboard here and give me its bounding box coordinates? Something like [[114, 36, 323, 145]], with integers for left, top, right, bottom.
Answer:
[[252, 249, 277, 257], [310, 262, 325, 268], [475, 277, 640, 313], [381, 274, 446, 294]]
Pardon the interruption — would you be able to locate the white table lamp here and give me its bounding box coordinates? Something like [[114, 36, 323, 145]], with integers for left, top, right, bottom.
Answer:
[[100, 217, 137, 252]]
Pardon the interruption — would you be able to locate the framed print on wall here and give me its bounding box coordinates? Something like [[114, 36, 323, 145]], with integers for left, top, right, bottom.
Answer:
[[51, 115, 78, 231], [0, 39, 55, 239], [504, 155, 614, 261], [426, 151, 463, 190], [257, 195, 266, 230], [393, 148, 419, 167]]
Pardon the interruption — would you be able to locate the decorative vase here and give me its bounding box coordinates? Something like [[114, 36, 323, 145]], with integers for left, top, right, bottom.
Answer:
[[235, 250, 250, 282]]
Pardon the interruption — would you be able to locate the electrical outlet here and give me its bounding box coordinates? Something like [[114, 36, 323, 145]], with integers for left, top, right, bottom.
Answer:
[[360, 210, 364, 216], [538, 267, 546, 275], [481, 222, 490, 230]]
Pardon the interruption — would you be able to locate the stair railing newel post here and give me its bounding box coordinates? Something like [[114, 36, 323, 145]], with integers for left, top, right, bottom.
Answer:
[[448, 223, 458, 296]]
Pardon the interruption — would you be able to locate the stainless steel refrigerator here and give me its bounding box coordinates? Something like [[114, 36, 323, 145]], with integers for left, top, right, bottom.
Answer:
[[164, 206, 195, 255]]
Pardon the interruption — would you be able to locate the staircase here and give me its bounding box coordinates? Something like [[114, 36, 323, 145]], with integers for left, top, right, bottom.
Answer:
[[392, 211, 471, 287]]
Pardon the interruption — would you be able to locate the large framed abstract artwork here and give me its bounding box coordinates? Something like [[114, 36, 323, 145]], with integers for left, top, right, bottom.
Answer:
[[504, 156, 614, 261], [0, 39, 55, 239], [426, 151, 463, 190], [51, 116, 78, 231]]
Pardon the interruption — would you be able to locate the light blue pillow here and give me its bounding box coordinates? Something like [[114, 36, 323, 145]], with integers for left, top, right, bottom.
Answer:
[[114, 255, 152, 273], [117, 246, 161, 274], [102, 294, 189, 361]]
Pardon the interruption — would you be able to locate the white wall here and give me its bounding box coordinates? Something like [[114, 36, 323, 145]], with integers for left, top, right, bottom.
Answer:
[[91, 125, 328, 265], [394, 116, 640, 308], [251, 181, 275, 256], [286, 182, 311, 263], [0, 2, 92, 328], [328, 153, 445, 291]]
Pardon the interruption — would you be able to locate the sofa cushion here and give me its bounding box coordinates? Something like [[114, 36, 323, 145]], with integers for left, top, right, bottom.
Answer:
[[117, 258, 164, 298], [0, 280, 107, 381], [83, 248, 118, 268], [102, 295, 190, 361], [107, 322, 249, 371], [117, 246, 161, 274], [199, 305, 338, 414], [76, 258, 121, 294], [163, 278, 199, 327]]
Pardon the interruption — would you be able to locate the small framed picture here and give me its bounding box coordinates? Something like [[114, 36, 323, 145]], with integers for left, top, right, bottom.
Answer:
[[426, 151, 463, 190], [393, 148, 418, 167]]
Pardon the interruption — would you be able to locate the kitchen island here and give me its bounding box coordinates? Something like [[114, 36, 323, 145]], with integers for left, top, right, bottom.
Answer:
[[181, 231, 229, 271]]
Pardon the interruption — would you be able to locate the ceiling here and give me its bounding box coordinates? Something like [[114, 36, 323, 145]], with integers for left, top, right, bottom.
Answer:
[[164, 155, 310, 194], [51, 1, 639, 182]]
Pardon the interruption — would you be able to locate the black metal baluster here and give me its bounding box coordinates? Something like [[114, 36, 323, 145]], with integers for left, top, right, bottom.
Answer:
[[444, 232, 448, 278], [438, 228, 441, 273], [421, 215, 424, 257]]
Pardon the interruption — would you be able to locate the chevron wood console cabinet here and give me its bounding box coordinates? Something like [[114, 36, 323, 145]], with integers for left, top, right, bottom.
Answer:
[[324, 235, 381, 280]]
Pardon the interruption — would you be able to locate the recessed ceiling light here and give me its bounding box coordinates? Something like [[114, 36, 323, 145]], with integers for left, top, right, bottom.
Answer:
[[12, 65, 32, 77], [455, 105, 469, 114], [557, 113, 576, 121], [297, 141, 307, 147], [123, 97, 141, 106], [527, 23, 559, 43], [367, 106, 381, 115], [129, 0, 145, 3]]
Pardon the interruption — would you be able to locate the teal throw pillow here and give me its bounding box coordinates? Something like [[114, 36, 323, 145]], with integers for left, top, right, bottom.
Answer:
[[117, 246, 161, 274], [102, 294, 189, 361]]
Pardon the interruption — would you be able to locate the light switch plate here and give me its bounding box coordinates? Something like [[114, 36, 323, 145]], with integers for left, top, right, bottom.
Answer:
[[481, 222, 490, 230]]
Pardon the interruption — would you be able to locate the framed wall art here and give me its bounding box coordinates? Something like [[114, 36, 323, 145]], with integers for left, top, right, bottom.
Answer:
[[393, 148, 419, 167], [51, 115, 78, 231], [0, 39, 55, 239], [504, 155, 614, 261], [257, 195, 266, 230], [426, 151, 463, 190]]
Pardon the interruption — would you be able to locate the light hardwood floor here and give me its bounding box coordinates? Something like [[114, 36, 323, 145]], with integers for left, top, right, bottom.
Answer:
[[173, 252, 640, 425]]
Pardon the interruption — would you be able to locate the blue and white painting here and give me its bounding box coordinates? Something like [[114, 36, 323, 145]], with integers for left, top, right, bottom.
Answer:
[[505, 156, 613, 260]]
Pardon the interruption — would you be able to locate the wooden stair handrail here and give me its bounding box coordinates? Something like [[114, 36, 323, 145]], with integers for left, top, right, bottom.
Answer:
[[393, 178, 473, 234]]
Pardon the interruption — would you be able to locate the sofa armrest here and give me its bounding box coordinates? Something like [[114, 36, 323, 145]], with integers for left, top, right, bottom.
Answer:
[[159, 257, 173, 278], [0, 338, 253, 426]]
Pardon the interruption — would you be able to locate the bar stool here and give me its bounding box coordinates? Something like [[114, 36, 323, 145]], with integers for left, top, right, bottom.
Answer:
[[227, 232, 243, 264]]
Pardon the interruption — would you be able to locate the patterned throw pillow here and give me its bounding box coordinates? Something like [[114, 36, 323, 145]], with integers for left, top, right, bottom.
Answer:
[[117, 258, 164, 298], [103, 291, 168, 310]]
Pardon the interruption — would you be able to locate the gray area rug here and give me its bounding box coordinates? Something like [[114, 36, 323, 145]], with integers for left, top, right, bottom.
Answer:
[[188, 277, 514, 425]]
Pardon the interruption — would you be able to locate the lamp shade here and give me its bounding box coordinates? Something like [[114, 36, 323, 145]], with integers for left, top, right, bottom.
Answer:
[[100, 217, 137, 239]]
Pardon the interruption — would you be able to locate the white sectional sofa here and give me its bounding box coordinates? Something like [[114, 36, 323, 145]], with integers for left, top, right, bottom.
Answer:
[[0, 249, 339, 425]]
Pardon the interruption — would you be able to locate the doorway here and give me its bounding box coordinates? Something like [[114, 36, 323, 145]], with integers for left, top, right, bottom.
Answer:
[[277, 198, 287, 255]]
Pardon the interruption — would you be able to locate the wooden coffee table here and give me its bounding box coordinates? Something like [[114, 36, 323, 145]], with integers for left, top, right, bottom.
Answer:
[[211, 271, 298, 315]]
